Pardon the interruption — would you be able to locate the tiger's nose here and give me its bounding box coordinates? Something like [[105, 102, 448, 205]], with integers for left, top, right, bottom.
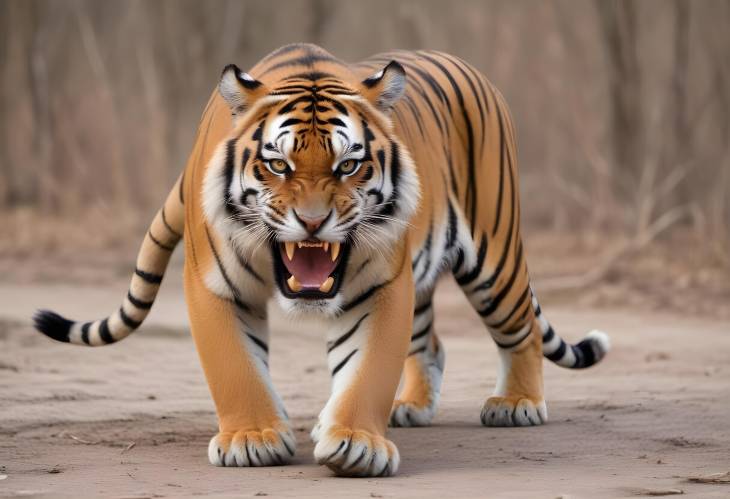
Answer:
[[294, 210, 331, 234]]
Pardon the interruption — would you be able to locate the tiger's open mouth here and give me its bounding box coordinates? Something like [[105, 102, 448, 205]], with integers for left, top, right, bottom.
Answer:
[[271, 240, 350, 299]]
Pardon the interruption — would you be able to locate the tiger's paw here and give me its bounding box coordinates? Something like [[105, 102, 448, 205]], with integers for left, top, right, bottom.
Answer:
[[480, 396, 547, 427], [389, 399, 435, 427], [313, 424, 400, 477], [208, 425, 296, 467]]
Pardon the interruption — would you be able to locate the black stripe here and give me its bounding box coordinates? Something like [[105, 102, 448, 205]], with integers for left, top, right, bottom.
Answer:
[[494, 326, 532, 349], [376, 149, 386, 173], [574, 339, 596, 368], [417, 219, 434, 283], [232, 246, 265, 284], [351, 258, 371, 280], [444, 145, 459, 197], [455, 235, 487, 286], [451, 248, 465, 274], [98, 318, 114, 344], [338, 202, 358, 221], [148, 230, 175, 252], [492, 103, 508, 235], [332, 349, 358, 376], [545, 340, 567, 362], [488, 286, 531, 330], [401, 94, 427, 138], [373, 141, 401, 220], [269, 204, 286, 219], [453, 54, 491, 115], [446, 200, 458, 250], [402, 61, 447, 134], [410, 322, 432, 341], [271, 87, 310, 96], [414, 300, 432, 316], [542, 325, 555, 343], [135, 268, 163, 284], [408, 346, 427, 357], [340, 282, 388, 313], [81, 322, 91, 345], [246, 333, 269, 353], [178, 171, 185, 203], [253, 165, 265, 182], [395, 55, 452, 114], [418, 52, 477, 234], [281, 117, 305, 127], [323, 97, 348, 115], [264, 54, 342, 73], [411, 249, 425, 270], [284, 71, 337, 82], [327, 117, 346, 127], [434, 52, 487, 152], [119, 307, 142, 329], [223, 139, 238, 216], [327, 314, 369, 353], [127, 291, 153, 310], [161, 207, 182, 239], [337, 213, 358, 228], [242, 188, 258, 207], [204, 225, 251, 312], [472, 160, 517, 293], [277, 95, 314, 115], [571, 344, 585, 368], [478, 242, 524, 317]]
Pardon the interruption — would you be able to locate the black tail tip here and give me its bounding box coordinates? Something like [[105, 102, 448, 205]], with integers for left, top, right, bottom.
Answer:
[[33, 310, 73, 343]]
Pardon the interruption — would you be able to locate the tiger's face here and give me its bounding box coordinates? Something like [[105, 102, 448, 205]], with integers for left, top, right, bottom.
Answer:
[[204, 62, 419, 311]]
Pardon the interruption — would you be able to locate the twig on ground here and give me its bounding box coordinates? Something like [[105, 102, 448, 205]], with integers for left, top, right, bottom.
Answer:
[[632, 488, 684, 496], [65, 433, 100, 445], [685, 471, 730, 484]]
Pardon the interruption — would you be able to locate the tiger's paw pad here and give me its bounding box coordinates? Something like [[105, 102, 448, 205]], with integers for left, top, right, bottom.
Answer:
[[208, 426, 296, 467], [389, 400, 435, 427], [480, 396, 547, 427], [313, 425, 400, 477]]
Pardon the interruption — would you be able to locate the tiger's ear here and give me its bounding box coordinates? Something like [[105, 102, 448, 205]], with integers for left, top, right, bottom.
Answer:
[[360, 61, 406, 112], [219, 64, 266, 114]]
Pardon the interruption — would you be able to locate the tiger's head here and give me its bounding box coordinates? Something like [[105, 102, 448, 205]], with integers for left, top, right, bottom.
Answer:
[[203, 60, 420, 313]]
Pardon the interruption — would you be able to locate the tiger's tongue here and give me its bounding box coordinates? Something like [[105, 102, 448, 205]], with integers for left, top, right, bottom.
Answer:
[[281, 246, 337, 288]]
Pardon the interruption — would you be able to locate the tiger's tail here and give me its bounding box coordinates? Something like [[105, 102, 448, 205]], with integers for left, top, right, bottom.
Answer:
[[531, 289, 611, 369], [33, 175, 185, 346]]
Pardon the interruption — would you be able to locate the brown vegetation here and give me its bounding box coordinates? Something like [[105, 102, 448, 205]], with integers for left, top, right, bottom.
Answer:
[[1, 0, 728, 264]]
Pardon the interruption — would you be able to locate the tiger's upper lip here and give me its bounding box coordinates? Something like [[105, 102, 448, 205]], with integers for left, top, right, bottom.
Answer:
[[281, 240, 340, 261]]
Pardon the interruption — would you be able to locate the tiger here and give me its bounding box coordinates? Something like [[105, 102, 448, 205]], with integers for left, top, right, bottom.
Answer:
[[34, 43, 610, 477]]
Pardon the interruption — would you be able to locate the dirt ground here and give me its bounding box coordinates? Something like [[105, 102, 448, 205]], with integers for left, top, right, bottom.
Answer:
[[1, 248, 729, 498]]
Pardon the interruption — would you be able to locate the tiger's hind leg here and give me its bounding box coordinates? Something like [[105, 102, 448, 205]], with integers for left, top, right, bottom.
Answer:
[[454, 232, 547, 427], [389, 292, 445, 427]]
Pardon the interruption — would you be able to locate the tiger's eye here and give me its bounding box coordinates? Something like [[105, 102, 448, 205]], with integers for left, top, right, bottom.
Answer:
[[337, 160, 358, 175], [269, 159, 289, 174]]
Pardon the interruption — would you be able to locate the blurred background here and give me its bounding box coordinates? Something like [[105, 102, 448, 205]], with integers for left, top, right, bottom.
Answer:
[[1, 0, 729, 317], [3, 3, 730, 493]]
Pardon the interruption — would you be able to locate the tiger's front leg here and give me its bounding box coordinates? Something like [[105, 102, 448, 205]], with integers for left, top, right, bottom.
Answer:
[[312, 248, 414, 477], [184, 265, 295, 467]]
